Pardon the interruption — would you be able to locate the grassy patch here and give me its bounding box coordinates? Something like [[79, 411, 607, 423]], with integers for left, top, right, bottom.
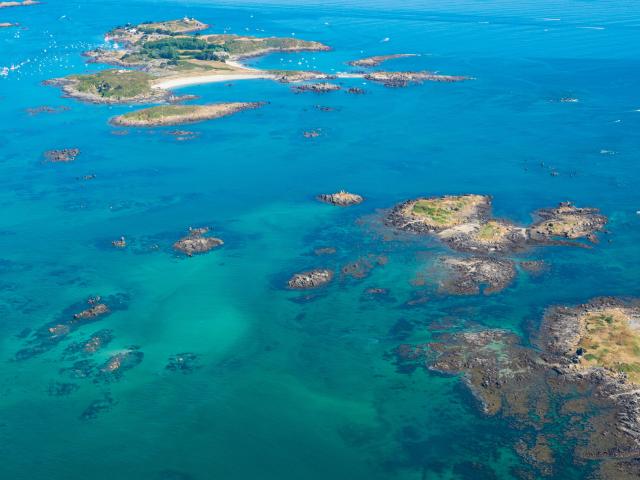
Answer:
[[412, 196, 474, 226], [578, 308, 640, 383], [119, 105, 199, 121], [70, 70, 152, 99], [476, 221, 508, 242]]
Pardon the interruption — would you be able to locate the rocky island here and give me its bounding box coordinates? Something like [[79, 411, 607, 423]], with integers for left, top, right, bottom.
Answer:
[[47, 19, 333, 104], [386, 194, 607, 254], [110, 102, 265, 127], [364, 71, 469, 87], [173, 227, 223, 256], [348, 53, 417, 67], [317, 191, 364, 206], [287, 269, 334, 289], [47, 18, 468, 104], [390, 297, 640, 479], [292, 82, 341, 93]]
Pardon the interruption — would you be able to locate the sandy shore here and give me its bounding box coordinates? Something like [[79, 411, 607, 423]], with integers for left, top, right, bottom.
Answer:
[[152, 73, 275, 90]]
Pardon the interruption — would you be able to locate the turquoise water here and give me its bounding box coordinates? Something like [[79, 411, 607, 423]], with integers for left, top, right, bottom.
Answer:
[[1, 1, 639, 478]]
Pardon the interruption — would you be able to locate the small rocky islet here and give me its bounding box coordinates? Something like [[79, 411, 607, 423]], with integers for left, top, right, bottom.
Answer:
[[173, 227, 224, 257], [287, 269, 334, 289], [390, 297, 640, 479], [317, 191, 364, 206], [110, 102, 265, 127]]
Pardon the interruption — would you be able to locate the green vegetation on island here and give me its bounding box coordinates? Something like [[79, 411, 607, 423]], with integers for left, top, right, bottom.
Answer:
[[110, 102, 265, 126]]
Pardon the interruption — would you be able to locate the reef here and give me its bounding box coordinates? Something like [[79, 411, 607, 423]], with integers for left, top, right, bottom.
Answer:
[[112, 236, 127, 248], [341, 254, 387, 280], [25, 105, 70, 115], [317, 191, 364, 207], [348, 54, 417, 68], [438, 256, 516, 295], [15, 294, 127, 360], [110, 102, 265, 127], [47, 381, 80, 397], [293, 82, 341, 93], [385, 195, 607, 254], [303, 129, 322, 138], [173, 227, 224, 256], [63, 329, 114, 358], [346, 87, 366, 95], [313, 246, 336, 256], [80, 393, 116, 420], [390, 297, 640, 479], [287, 269, 334, 289], [44, 148, 80, 163], [95, 348, 144, 383], [166, 352, 201, 374], [364, 71, 468, 87]]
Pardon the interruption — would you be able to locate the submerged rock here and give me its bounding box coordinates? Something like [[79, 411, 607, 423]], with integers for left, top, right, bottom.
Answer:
[[80, 393, 116, 420], [287, 269, 334, 289], [166, 352, 201, 374], [47, 381, 79, 397], [44, 148, 80, 163]]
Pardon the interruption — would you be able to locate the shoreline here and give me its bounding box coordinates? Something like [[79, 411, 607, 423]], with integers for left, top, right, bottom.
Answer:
[[151, 73, 275, 90]]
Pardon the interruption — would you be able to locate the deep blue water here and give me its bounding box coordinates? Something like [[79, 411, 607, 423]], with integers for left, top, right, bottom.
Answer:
[[1, 1, 639, 479]]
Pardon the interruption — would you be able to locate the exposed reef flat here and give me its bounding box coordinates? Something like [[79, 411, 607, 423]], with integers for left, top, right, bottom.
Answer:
[[364, 71, 469, 87], [385, 195, 607, 254], [317, 191, 363, 207], [110, 102, 264, 127], [348, 54, 417, 67], [438, 256, 516, 295], [287, 269, 334, 289], [173, 227, 223, 256], [528, 201, 608, 244], [390, 297, 640, 479], [293, 82, 341, 93], [0, 0, 38, 8]]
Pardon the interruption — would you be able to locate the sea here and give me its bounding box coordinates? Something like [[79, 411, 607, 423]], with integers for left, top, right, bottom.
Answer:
[[0, 1, 639, 479]]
